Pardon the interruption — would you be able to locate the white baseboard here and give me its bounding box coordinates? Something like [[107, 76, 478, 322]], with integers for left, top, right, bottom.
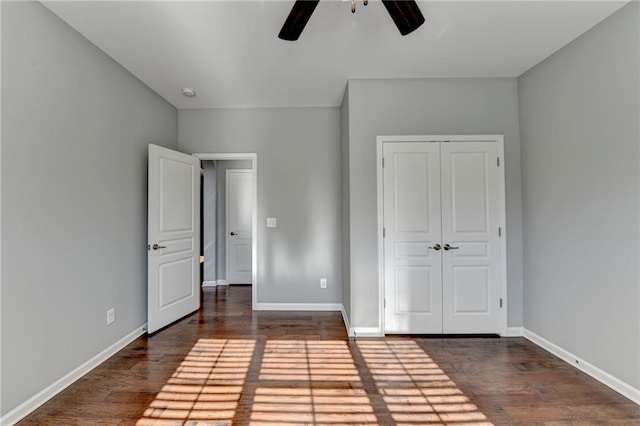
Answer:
[[523, 328, 640, 405], [351, 327, 384, 337], [341, 305, 352, 336], [255, 303, 341, 311], [339, 306, 384, 337], [503, 326, 524, 337], [203, 280, 228, 288], [1, 324, 147, 426]]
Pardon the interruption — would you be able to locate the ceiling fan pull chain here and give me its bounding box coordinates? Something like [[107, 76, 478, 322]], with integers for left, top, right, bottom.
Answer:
[[351, 0, 356, 13]]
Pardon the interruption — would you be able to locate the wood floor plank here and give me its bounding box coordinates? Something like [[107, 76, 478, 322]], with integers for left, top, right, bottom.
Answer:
[[19, 285, 639, 425]]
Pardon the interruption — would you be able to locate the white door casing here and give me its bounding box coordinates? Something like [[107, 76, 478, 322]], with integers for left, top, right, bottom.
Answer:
[[226, 169, 253, 284], [147, 144, 200, 334], [383, 142, 443, 333], [379, 136, 506, 335]]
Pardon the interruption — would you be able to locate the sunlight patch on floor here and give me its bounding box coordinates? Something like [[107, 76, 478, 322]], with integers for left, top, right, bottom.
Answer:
[[137, 338, 492, 425], [259, 340, 361, 381], [136, 339, 255, 425], [250, 387, 377, 424], [358, 340, 492, 425], [251, 340, 377, 424]]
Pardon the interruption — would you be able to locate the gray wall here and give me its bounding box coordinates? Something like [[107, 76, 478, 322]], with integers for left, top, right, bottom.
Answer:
[[1, 1, 178, 415], [178, 108, 342, 304], [215, 160, 252, 281], [345, 78, 523, 329], [202, 161, 216, 282], [340, 85, 351, 320], [519, 2, 640, 389]]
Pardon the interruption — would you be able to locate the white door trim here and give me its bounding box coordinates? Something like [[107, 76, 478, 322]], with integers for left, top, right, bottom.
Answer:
[[193, 153, 258, 310], [376, 135, 507, 336]]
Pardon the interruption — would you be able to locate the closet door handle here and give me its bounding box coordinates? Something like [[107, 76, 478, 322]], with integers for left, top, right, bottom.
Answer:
[[443, 243, 459, 251], [429, 244, 441, 251]]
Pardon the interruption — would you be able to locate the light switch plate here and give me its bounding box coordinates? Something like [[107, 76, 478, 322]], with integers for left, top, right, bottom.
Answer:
[[267, 218, 277, 228]]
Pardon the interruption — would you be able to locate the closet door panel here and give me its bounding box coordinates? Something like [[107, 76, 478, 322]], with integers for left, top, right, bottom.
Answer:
[[383, 142, 442, 333], [440, 142, 501, 334]]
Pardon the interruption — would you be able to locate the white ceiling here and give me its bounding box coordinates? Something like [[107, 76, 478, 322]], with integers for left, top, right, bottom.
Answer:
[[42, 0, 628, 109]]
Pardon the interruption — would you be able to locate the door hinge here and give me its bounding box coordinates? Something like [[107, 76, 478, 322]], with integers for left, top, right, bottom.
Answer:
[[383, 228, 386, 238], [498, 227, 502, 237], [382, 158, 385, 168], [384, 298, 386, 309], [500, 298, 503, 308], [497, 157, 500, 167]]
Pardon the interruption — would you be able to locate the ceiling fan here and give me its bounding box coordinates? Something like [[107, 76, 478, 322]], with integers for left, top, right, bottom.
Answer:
[[278, 0, 425, 41]]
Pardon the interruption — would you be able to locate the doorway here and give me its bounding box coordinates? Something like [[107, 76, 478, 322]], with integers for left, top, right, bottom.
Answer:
[[195, 153, 258, 310]]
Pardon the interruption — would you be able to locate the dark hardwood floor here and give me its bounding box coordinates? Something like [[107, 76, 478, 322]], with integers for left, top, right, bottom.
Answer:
[[19, 285, 639, 425]]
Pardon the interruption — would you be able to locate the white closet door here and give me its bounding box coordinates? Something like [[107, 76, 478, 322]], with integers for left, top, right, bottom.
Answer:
[[440, 142, 501, 333], [383, 142, 443, 333]]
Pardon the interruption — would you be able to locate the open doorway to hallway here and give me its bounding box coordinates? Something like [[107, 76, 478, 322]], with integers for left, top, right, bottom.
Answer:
[[195, 153, 258, 309]]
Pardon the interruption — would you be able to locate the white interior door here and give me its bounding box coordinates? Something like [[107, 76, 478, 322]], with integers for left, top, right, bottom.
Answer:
[[441, 142, 501, 333], [383, 142, 443, 333], [226, 169, 253, 284], [382, 140, 503, 334], [148, 144, 200, 334]]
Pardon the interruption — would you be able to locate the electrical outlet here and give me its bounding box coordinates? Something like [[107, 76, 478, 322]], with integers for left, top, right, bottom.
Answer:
[[107, 308, 115, 325], [320, 278, 327, 289]]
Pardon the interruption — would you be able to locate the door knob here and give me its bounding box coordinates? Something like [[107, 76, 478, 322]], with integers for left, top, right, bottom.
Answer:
[[443, 243, 459, 251], [152, 243, 166, 250], [429, 243, 441, 251], [230, 232, 237, 236]]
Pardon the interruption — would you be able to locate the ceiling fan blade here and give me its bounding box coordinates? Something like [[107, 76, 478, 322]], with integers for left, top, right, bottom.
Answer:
[[381, 0, 425, 36], [278, 0, 320, 41]]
